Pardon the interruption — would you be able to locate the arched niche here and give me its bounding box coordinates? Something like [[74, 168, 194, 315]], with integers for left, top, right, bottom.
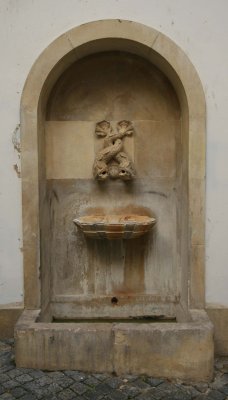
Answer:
[[21, 20, 205, 317]]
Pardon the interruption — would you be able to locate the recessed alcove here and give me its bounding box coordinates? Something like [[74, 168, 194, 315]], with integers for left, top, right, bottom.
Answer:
[[43, 51, 182, 320], [15, 20, 213, 380]]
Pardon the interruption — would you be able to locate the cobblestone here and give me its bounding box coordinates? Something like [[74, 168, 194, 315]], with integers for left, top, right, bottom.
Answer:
[[106, 390, 128, 400], [207, 390, 227, 400], [10, 387, 28, 399], [84, 376, 100, 388], [131, 379, 151, 390], [221, 385, 228, 396], [105, 377, 123, 390], [144, 377, 164, 387], [1, 340, 228, 400], [64, 371, 86, 382], [70, 382, 88, 395], [2, 379, 20, 390]]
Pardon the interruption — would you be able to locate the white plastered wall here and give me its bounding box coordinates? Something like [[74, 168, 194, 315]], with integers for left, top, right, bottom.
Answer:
[[0, 0, 227, 307]]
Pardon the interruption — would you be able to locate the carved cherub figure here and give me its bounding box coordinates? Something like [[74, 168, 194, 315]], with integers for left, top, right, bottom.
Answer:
[[93, 120, 135, 181]]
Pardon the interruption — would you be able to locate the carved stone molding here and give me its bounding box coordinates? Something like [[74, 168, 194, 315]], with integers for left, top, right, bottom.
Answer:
[[93, 120, 136, 181]]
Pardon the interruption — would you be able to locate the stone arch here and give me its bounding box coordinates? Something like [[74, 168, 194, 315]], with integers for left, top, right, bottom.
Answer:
[[21, 20, 205, 310]]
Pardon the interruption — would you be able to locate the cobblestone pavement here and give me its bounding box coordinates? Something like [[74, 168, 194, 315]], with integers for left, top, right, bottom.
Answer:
[[1, 340, 228, 400]]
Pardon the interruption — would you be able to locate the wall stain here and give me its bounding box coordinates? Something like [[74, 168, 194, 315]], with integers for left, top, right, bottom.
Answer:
[[13, 164, 21, 178], [145, 190, 167, 198], [12, 124, 21, 178], [12, 124, 21, 153]]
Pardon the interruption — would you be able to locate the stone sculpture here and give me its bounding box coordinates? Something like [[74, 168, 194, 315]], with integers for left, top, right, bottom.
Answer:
[[93, 120, 135, 180]]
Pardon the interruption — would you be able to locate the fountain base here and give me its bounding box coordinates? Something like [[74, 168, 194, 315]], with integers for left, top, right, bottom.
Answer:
[[15, 309, 213, 381]]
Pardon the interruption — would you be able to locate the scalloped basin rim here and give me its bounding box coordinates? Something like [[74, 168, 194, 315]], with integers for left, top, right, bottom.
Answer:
[[74, 214, 156, 225], [73, 214, 156, 239]]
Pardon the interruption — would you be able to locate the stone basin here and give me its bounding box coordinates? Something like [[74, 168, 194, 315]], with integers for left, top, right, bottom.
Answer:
[[73, 214, 156, 239], [15, 309, 214, 381]]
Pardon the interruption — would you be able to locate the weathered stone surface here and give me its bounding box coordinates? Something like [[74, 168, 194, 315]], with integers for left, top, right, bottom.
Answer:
[[113, 312, 213, 380], [18, 20, 211, 385], [15, 310, 213, 381], [207, 309, 228, 356], [48, 178, 179, 319], [15, 311, 114, 372], [45, 121, 95, 179], [20, 21, 206, 323], [73, 214, 156, 239]]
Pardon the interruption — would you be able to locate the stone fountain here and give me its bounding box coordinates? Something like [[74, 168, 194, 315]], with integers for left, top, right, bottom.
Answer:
[[15, 20, 214, 381]]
